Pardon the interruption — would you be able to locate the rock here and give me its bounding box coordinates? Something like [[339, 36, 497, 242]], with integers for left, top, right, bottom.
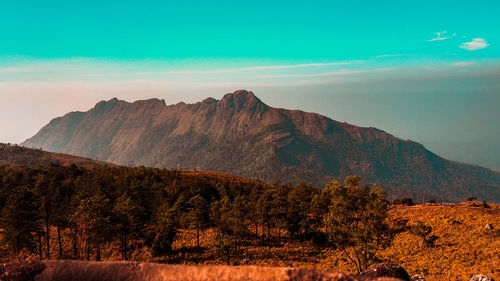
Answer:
[[470, 274, 495, 281], [484, 224, 494, 230], [358, 263, 411, 281], [422, 235, 439, 247], [0, 260, 409, 281], [410, 275, 426, 281]]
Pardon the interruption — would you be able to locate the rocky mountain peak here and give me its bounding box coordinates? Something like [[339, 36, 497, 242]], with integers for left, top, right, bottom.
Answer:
[[219, 90, 267, 113], [21, 91, 500, 202]]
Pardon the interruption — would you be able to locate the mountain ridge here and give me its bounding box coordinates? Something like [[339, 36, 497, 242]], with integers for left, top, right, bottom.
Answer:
[[22, 90, 500, 202], [0, 143, 112, 168]]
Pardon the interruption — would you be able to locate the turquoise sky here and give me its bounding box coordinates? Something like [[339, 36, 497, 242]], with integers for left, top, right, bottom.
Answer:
[[1, 0, 499, 170], [1, 0, 499, 60]]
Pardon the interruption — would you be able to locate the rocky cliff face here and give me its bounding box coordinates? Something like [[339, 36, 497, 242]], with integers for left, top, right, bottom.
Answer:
[[22, 90, 500, 202]]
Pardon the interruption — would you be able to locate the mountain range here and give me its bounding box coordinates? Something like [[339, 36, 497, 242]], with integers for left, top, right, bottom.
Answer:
[[22, 90, 500, 202]]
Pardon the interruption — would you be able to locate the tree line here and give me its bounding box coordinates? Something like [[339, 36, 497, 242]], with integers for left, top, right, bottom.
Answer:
[[0, 164, 404, 271]]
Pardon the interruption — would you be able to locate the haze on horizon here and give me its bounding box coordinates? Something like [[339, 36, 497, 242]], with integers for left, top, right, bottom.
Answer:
[[1, 0, 499, 171]]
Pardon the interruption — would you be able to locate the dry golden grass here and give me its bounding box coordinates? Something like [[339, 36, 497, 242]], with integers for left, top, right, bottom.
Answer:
[[380, 203, 499, 280], [168, 203, 499, 280]]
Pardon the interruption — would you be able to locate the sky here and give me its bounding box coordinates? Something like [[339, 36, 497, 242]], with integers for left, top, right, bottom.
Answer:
[[1, 0, 499, 170]]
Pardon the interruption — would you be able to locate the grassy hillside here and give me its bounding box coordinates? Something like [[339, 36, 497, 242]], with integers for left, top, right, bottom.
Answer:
[[165, 203, 499, 281], [381, 203, 499, 280], [0, 143, 111, 168], [0, 149, 497, 280]]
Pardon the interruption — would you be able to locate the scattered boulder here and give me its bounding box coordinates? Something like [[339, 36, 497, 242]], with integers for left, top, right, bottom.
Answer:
[[410, 275, 425, 281], [484, 224, 494, 230], [423, 235, 439, 247], [358, 263, 411, 281], [470, 274, 495, 281]]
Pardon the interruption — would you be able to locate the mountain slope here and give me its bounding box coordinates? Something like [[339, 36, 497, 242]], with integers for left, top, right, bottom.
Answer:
[[22, 90, 500, 202], [0, 143, 111, 168]]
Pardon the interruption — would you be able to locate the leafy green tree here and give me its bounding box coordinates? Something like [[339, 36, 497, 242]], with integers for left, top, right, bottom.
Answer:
[[324, 175, 393, 272], [247, 184, 262, 237], [113, 193, 141, 260], [256, 190, 274, 244], [72, 190, 111, 261], [230, 195, 249, 257], [151, 201, 179, 259], [0, 186, 42, 253], [310, 189, 330, 231], [210, 196, 233, 234], [213, 233, 234, 265], [186, 194, 209, 249], [286, 183, 314, 241], [33, 172, 59, 259]]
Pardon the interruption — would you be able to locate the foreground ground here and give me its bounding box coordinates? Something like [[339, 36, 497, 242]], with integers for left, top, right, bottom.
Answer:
[[1, 203, 498, 280], [169, 203, 499, 281], [1, 260, 408, 281]]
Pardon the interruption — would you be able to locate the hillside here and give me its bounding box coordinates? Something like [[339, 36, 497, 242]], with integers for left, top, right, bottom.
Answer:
[[167, 203, 499, 281], [1, 162, 497, 280], [0, 143, 111, 168], [22, 90, 500, 202]]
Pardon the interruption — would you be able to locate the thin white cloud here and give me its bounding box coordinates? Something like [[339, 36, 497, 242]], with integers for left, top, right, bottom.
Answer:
[[256, 69, 369, 79], [372, 54, 404, 59], [459, 38, 489, 51], [0, 64, 74, 74], [81, 72, 156, 77], [451, 62, 474, 67], [165, 62, 357, 74], [193, 78, 341, 88], [427, 31, 456, 42]]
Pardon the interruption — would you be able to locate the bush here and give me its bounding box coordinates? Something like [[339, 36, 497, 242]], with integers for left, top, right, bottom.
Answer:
[[393, 198, 414, 206]]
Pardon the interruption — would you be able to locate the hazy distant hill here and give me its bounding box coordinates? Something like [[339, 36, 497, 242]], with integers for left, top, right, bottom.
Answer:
[[22, 90, 500, 202], [0, 143, 110, 168]]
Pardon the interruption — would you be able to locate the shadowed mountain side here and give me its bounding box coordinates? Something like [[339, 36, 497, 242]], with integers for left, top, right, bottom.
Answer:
[[0, 260, 406, 281], [22, 90, 500, 202]]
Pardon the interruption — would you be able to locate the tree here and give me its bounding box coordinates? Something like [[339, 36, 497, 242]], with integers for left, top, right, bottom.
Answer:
[[151, 201, 179, 259], [113, 193, 141, 260], [324, 175, 393, 272], [0, 186, 42, 254], [230, 195, 249, 258], [286, 183, 314, 241], [213, 233, 234, 265], [186, 194, 209, 249], [255, 190, 274, 244], [72, 190, 111, 261], [33, 172, 58, 259]]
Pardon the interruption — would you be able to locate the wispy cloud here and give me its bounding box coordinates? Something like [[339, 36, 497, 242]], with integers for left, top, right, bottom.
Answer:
[[459, 38, 489, 51], [372, 54, 404, 59], [451, 61, 474, 67], [0, 64, 73, 74], [256, 69, 372, 79], [81, 72, 156, 78], [165, 62, 357, 74], [427, 31, 456, 42]]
